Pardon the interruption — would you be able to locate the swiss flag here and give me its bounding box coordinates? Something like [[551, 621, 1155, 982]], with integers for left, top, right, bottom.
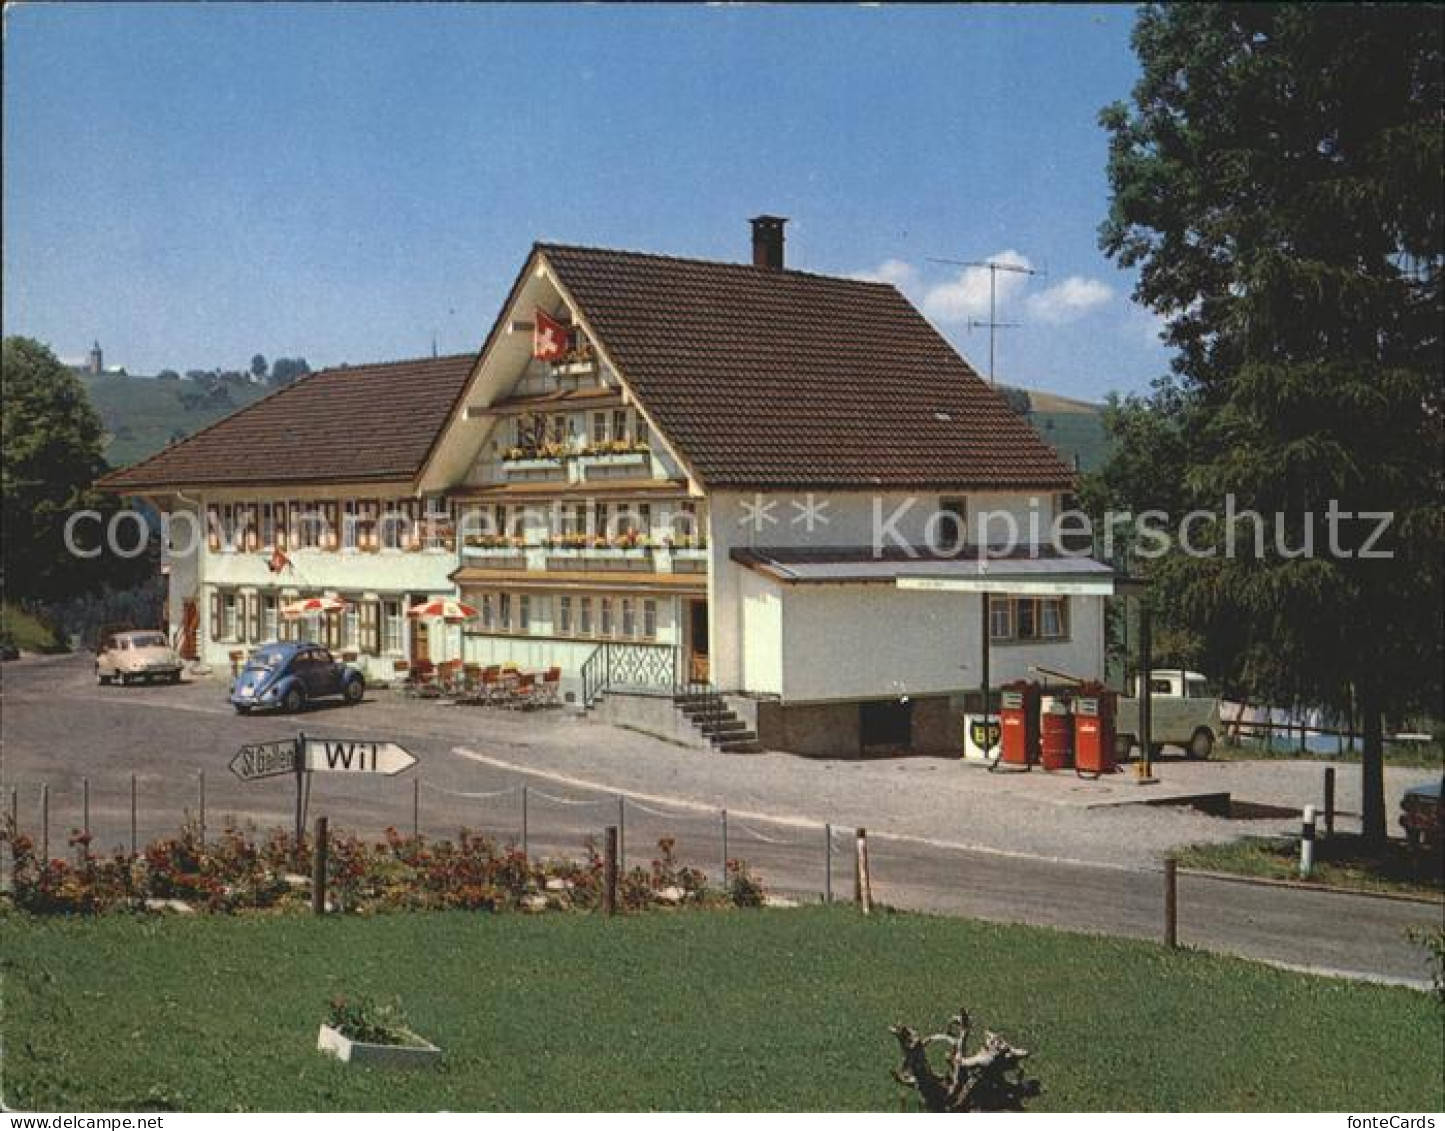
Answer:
[[532, 308, 572, 362], [267, 548, 291, 574]]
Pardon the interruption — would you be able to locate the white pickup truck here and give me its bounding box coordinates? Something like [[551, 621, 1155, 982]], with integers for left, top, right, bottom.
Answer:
[[1115, 669, 1222, 759]]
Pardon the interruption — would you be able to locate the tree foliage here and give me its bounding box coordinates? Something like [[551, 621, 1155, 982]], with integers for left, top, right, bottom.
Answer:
[[269, 357, 311, 387], [1099, 4, 1443, 843], [1, 338, 151, 603]]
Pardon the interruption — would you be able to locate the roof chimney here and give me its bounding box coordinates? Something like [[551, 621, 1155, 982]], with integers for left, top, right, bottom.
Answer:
[[750, 215, 788, 269]]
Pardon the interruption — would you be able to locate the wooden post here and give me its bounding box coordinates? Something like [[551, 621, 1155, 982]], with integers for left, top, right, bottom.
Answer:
[[1164, 858, 1178, 949], [412, 776, 420, 841], [617, 794, 625, 872], [40, 783, 49, 863], [129, 772, 138, 857], [603, 825, 619, 916], [198, 770, 206, 844], [521, 785, 529, 860], [855, 827, 873, 915], [1136, 605, 1157, 783], [825, 822, 833, 904], [8, 785, 17, 833], [82, 777, 91, 840], [720, 808, 729, 887], [1323, 767, 1336, 840], [293, 732, 306, 868], [311, 816, 329, 915]]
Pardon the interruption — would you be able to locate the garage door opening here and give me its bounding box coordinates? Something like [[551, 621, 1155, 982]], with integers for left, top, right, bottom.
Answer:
[[860, 699, 912, 753]]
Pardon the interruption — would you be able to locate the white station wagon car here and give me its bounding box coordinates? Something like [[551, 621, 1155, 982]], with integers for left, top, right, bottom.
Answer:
[[96, 629, 184, 686]]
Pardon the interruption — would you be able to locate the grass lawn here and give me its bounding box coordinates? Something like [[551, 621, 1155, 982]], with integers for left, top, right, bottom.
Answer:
[[2, 907, 1441, 1112], [1175, 835, 1445, 898]]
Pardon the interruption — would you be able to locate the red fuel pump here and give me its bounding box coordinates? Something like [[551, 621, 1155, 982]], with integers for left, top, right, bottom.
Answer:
[[998, 681, 1041, 767]]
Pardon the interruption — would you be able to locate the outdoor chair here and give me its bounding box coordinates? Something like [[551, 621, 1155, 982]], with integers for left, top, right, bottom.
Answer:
[[476, 665, 504, 705], [538, 666, 562, 707], [509, 672, 538, 710], [392, 658, 412, 695], [411, 659, 441, 698], [437, 659, 465, 698]]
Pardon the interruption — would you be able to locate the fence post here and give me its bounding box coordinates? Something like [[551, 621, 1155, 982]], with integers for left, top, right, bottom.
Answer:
[[1164, 858, 1178, 949], [198, 770, 206, 844], [855, 828, 872, 915], [311, 816, 329, 916], [40, 783, 50, 863], [8, 785, 17, 833], [1323, 767, 1336, 840], [720, 808, 729, 889], [603, 825, 619, 916], [617, 794, 626, 872], [825, 822, 833, 904], [129, 772, 138, 858], [83, 777, 91, 840], [412, 777, 420, 841], [1299, 805, 1317, 879], [521, 785, 529, 860]]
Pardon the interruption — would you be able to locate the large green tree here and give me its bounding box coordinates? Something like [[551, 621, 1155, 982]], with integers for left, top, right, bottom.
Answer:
[[1099, 4, 1442, 846], [1, 337, 146, 603]]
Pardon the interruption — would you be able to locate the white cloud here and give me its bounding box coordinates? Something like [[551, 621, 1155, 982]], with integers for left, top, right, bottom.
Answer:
[[1025, 276, 1114, 325], [852, 258, 918, 289], [919, 249, 1034, 324]]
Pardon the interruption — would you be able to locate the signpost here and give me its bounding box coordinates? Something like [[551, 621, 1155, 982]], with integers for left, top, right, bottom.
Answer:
[[229, 733, 418, 860]]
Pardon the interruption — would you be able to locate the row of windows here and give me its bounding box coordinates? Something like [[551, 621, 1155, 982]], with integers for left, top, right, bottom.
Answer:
[[989, 597, 1070, 642], [468, 591, 659, 641], [204, 500, 452, 554], [210, 590, 407, 655], [514, 408, 649, 451]]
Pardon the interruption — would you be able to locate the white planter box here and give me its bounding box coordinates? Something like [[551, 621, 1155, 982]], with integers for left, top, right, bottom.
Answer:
[[578, 451, 647, 468], [553, 361, 598, 378], [463, 546, 527, 558], [317, 1023, 441, 1069], [503, 458, 564, 474]]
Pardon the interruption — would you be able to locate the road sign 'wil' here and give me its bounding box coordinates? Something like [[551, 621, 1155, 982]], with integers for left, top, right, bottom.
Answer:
[[303, 738, 417, 776], [229, 740, 299, 782]]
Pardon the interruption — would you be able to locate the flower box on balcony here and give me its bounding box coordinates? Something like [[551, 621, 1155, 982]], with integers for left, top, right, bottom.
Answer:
[[503, 457, 565, 473], [554, 360, 598, 378], [463, 545, 528, 559], [670, 546, 709, 560], [579, 451, 648, 470]]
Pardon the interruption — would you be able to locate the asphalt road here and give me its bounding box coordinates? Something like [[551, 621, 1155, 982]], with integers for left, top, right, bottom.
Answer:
[[2, 654, 1439, 989]]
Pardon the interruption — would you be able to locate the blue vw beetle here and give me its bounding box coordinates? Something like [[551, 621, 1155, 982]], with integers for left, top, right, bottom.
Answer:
[[230, 641, 365, 714]]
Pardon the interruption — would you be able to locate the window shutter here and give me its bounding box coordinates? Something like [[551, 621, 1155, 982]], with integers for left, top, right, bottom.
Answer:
[[247, 593, 261, 642], [206, 506, 221, 552], [209, 591, 221, 642]]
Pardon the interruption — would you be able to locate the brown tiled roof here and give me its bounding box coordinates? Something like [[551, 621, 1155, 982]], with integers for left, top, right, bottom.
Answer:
[[540, 244, 1075, 490], [99, 354, 478, 491]]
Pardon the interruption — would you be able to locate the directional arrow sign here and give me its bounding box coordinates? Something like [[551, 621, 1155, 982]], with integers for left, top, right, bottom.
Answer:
[[302, 738, 417, 776], [229, 740, 299, 782]]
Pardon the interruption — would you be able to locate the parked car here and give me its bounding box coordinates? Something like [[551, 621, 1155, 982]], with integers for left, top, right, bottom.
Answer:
[[96, 629, 183, 685], [230, 641, 365, 714], [1115, 669, 1222, 759], [1400, 779, 1443, 854]]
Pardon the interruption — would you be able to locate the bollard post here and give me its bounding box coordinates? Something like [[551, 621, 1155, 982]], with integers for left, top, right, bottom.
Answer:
[[1299, 805, 1317, 879], [130, 772, 138, 858], [603, 825, 619, 916], [83, 777, 91, 840], [412, 777, 420, 841], [855, 828, 872, 915], [40, 783, 50, 864], [521, 785, 529, 860], [1323, 767, 1335, 840], [311, 816, 329, 915], [1164, 858, 1178, 949], [825, 822, 833, 904], [720, 808, 729, 889]]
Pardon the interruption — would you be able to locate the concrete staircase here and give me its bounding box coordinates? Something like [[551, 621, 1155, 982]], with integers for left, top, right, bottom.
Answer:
[[673, 690, 763, 753]]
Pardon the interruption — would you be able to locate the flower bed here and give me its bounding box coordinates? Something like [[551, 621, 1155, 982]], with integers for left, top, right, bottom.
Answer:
[[0, 825, 766, 917]]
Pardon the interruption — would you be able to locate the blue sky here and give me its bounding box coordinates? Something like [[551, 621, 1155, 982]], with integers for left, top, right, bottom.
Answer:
[[3, 3, 1168, 400]]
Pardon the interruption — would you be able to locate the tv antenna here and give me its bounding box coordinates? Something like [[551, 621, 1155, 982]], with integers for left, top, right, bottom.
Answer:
[[928, 256, 1047, 385]]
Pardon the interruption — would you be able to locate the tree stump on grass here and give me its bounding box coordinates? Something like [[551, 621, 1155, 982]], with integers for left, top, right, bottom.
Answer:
[[890, 1007, 1040, 1112]]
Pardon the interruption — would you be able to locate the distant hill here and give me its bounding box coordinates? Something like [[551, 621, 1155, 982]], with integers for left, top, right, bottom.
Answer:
[[82, 373, 271, 471], [999, 384, 1112, 474]]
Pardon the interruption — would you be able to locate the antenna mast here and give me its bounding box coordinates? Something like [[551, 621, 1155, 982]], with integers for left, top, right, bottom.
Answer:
[[928, 256, 1046, 385]]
